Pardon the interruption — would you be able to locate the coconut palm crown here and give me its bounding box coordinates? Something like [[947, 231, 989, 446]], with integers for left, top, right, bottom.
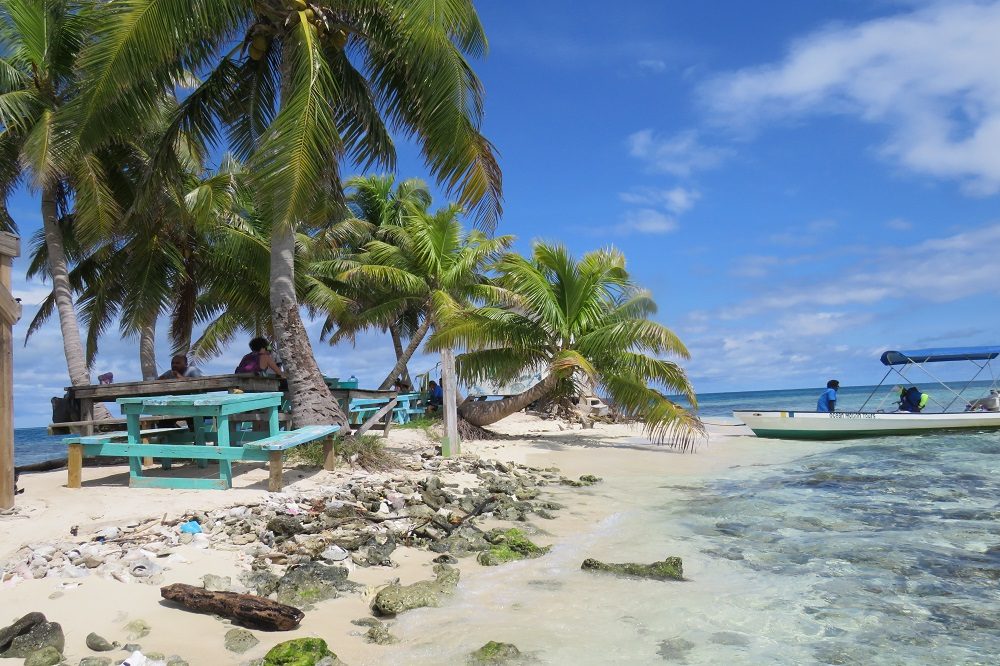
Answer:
[[430, 242, 704, 450], [58, 0, 503, 426]]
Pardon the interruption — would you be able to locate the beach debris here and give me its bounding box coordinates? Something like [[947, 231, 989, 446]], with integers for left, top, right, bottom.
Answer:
[[80, 657, 114, 666], [201, 573, 234, 592], [467, 641, 526, 665], [350, 617, 396, 645], [223, 628, 259, 654], [160, 583, 305, 631], [124, 619, 151, 640], [85, 632, 117, 651], [178, 520, 202, 534], [580, 556, 685, 581], [560, 474, 602, 487], [119, 651, 166, 666], [262, 637, 342, 665], [274, 561, 359, 608], [23, 645, 61, 666], [0, 612, 64, 658], [371, 564, 460, 616], [477, 529, 549, 566]]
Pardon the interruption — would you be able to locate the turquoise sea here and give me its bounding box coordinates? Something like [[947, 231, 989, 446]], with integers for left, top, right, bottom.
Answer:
[[13, 385, 1000, 663]]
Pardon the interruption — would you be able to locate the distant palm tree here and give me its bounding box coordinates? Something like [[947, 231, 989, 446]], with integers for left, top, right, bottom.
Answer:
[[63, 0, 502, 427], [431, 243, 704, 450], [338, 203, 513, 390], [317, 175, 432, 386], [0, 0, 122, 393]]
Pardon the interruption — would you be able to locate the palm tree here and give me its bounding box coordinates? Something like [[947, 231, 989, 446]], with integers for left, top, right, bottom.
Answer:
[[336, 203, 513, 391], [63, 0, 503, 427], [318, 174, 432, 385], [0, 0, 120, 393], [430, 243, 704, 449]]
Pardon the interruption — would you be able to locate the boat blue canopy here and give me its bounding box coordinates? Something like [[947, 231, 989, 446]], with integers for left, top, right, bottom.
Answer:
[[880, 346, 1000, 366]]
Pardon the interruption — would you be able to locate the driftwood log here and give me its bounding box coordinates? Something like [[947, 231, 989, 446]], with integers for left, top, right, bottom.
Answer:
[[160, 583, 304, 631]]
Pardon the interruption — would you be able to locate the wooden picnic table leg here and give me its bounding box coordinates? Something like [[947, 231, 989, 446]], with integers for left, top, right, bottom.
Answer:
[[126, 412, 143, 482], [216, 417, 234, 488], [193, 418, 208, 469], [268, 405, 279, 435], [268, 450, 283, 492], [67, 443, 83, 489]]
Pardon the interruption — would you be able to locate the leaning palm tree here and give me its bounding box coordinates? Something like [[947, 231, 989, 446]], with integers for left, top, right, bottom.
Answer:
[[333, 203, 514, 390], [430, 243, 704, 449], [0, 0, 120, 394], [63, 0, 502, 427]]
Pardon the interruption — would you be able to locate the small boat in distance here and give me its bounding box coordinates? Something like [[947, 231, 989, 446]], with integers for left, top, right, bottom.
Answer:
[[734, 346, 1000, 440]]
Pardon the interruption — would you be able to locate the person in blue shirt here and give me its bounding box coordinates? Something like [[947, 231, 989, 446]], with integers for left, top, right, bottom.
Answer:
[[817, 379, 839, 412], [427, 380, 444, 412]]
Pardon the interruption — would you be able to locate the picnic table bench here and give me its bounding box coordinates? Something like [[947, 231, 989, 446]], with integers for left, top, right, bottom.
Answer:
[[64, 392, 338, 491]]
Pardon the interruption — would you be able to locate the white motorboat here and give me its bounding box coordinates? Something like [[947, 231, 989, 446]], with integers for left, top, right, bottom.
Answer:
[[734, 346, 1000, 440]]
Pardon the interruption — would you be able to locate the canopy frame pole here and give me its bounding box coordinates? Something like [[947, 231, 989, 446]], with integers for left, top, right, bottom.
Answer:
[[941, 359, 990, 412], [859, 367, 893, 412]]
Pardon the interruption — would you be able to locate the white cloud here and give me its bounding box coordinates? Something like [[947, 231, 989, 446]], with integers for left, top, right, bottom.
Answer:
[[720, 222, 1000, 320], [619, 186, 701, 214], [612, 208, 678, 235], [627, 129, 731, 176], [702, 1, 1000, 194], [637, 59, 667, 73], [886, 217, 913, 231]]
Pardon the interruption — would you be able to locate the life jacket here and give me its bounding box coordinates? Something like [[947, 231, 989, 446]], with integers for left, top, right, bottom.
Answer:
[[235, 351, 262, 374], [900, 387, 925, 412]]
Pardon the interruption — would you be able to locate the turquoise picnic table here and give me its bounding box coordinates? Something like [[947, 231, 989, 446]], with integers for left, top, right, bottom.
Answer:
[[65, 391, 339, 491]]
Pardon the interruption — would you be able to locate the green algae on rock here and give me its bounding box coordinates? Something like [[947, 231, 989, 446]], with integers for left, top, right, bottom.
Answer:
[[371, 564, 460, 616], [477, 529, 549, 566], [24, 646, 61, 666], [262, 637, 341, 665], [467, 641, 524, 665], [580, 556, 684, 581]]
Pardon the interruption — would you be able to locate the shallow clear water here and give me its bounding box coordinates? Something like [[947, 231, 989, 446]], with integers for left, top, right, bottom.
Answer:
[[368, 387, 1000, 665]]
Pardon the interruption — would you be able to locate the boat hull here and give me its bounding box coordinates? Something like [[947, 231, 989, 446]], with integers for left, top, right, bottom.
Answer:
[[732, 410, 1000, 440]]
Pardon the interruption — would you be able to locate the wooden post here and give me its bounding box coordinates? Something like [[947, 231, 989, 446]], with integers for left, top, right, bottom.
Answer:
[[441, 347, 460, 457], [67, 443, 83, 489], [0, 232, 20, 509], [268, 450, 283, 492]]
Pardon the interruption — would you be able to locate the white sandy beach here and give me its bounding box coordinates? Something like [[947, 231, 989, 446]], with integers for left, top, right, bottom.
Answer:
[[1, 415, 833, 665]]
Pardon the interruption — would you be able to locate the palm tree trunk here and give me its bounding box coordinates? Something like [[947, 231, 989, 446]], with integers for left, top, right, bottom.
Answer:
[[458, 371, 562, 426], [139, 317, 157, 380], [41, 185, 90, 387], [270, 224, 347, 428], [388, 323, 412, 387], [378, 315, 431, 390], [42, 185, 112, 421]]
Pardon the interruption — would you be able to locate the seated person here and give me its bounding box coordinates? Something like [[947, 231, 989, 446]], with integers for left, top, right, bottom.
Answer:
[[427, 380, 443, 412], [235, 337, 283, 377], [898, 386, 928, 412], [158, 354, 204, 380]]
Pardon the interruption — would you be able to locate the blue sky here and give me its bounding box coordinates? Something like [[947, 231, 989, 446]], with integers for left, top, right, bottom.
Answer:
[[10, 0, 1000, 426]]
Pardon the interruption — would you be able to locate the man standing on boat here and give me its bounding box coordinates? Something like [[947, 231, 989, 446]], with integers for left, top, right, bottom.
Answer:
[[817, 379, 839, 412]]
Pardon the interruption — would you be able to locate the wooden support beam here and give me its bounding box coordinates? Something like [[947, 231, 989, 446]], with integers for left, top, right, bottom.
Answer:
[[441, 347, 460, 457], [0, 245, 17, 509], [353, 398, 397, 437]]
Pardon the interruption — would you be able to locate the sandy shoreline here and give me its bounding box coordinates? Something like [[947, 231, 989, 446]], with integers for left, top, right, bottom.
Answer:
[[1, 415, 829, 665]]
